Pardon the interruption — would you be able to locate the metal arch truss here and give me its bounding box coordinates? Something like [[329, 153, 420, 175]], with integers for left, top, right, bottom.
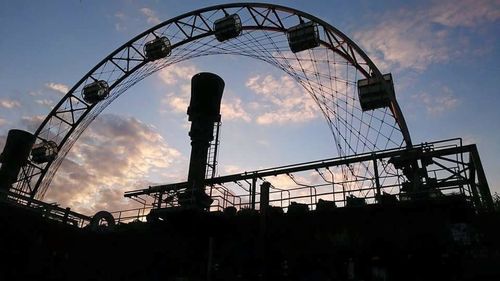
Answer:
[[13, 2, 412, 201]]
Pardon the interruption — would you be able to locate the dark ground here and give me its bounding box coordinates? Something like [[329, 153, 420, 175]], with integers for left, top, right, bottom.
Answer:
[[1, 196, 499, 281]]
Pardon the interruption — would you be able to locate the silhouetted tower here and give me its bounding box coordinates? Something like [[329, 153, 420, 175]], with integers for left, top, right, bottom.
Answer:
[[180, 72, 224, 210], [0, 130, 35, 199]]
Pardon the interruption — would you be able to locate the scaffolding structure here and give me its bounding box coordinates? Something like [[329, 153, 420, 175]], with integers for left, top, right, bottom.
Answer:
[[124, 138, 493, 221]]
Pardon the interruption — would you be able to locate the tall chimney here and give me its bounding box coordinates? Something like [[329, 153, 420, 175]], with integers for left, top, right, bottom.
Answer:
[[0, 129, 35, 198], [181, 72, 224, 209]]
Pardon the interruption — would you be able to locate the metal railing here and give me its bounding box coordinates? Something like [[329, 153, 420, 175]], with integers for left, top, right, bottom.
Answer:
[[5, 138, 489, 228], [0, 189, 91, 227], [125, 138, 493, 214]]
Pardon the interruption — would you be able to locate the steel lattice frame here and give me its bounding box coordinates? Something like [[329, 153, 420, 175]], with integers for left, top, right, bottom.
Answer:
[[13, 3, 412, 200]]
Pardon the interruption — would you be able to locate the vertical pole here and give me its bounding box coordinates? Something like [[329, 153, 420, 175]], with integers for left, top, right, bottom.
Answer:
[[372, 155, 381, 200], [211, 122, 221, 179], [331, 171, 335, 202], [157, 192, 163, 209], [310, 187, 313, 208], [223, 189, 227, 208], [259, 181, 271, 280], [468, 153, 482, 208], [251, 177, 257, 210], [260, 182, 270, 214], [63, 207, 70, 224], [342, 182, 346, 207], [470, 145, 494, 210]]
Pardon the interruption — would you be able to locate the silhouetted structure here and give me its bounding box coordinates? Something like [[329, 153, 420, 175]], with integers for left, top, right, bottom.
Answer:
[[183, 72, 224, 210], [0, 130, 35, 196], [1, 73, 499, 281], [0, 3, 499, 280]]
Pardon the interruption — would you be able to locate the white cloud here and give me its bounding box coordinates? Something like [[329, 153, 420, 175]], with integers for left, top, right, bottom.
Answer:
[[221, 97, 251, 122], [158, 66, 198, 114], [29, 91, 42, 96], [0, 118, 7, 127], [114, 11, 129, 32], [412, 86, 460, 116], [35, 99, 54, 107], [222, 165, 245, 174], [21, 115, 45, 131], [0, 98, 21, 109], [158, 65, 199, 85], [429, 0, 500, 27], [354, 12, 447, 71], [245, 74, 318, 125], [163, 94, 252, 122], [266, 174, 303, 189], [164, 95, 189, 113], [159, 65, 251, 122], [140, 7, 161, 25], [44, 114, 182, 214], [353, 0, 499, 71], [256, 111, 310, 125], [45, 82, 69, 95]]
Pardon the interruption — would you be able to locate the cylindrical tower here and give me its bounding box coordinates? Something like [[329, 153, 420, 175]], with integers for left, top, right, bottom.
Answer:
[[181, 72, 224, 209], [0, 130, 35, 197]]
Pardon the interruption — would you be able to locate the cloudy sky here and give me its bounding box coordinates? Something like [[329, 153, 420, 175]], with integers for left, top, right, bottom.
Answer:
[[0, 0, 499, 215]]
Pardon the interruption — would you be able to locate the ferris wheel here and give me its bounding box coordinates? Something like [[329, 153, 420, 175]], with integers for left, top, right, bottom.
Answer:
[[11, 3, 412, 201]]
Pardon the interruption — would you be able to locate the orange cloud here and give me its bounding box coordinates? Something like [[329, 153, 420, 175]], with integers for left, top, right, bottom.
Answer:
[[44, 114, 183, 215]]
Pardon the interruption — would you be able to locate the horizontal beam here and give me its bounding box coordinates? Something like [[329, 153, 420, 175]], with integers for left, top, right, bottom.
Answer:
[[125, 143, 476, 198], [206, 144, 475, 184]]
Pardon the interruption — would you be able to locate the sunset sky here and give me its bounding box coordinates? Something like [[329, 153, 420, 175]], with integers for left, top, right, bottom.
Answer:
[[0, 0, 499, 214]]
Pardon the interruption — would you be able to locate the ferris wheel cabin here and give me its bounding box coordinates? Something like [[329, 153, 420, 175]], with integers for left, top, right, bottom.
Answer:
[[31, 141, 58, 164], [214, 14, 242, 42], [144, 36, 172, 61], [287, 21, 320, 53], [82, 80, 109, 104], [357, 73, 394, 111]]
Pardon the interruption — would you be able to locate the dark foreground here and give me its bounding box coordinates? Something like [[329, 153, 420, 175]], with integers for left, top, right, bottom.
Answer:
[[1, 197, 499, 281]]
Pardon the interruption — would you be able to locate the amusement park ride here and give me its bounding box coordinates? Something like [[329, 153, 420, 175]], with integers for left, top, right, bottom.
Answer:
[[0, 3, 497, 280]]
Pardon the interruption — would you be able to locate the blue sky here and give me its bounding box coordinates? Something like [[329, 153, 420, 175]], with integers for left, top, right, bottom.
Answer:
[[0, 0, 498, 214]]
